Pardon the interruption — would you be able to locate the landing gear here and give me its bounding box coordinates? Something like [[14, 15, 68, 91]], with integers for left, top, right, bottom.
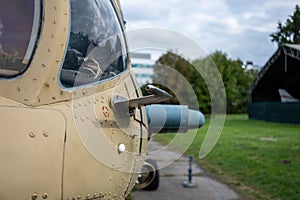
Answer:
[[136, 158, 159, 191]]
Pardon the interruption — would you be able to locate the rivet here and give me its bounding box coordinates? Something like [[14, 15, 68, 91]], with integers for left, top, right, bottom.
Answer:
[[29, 132, 35, 138], [78, 194, 82, 199], [43, 131, 49, 137], [94, 193, 97, 197], [86, 194, 90, 199], [31, 193, 38, 200], [42, 193, 48, 199]]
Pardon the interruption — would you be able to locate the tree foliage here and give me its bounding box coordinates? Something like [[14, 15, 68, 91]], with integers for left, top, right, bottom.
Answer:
[[152, 52, 197, 108], [153, 51, 258, 114], [270, 5, 300, 45], [208, 51, 255, 113]]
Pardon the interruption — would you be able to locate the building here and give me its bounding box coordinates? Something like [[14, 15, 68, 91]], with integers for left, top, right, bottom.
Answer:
[[130, 52, 155, 86], [248, 44, 300, 124]]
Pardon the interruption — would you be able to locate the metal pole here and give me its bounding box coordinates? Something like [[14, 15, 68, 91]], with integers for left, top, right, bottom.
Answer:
[[182, 155, 197, 188]]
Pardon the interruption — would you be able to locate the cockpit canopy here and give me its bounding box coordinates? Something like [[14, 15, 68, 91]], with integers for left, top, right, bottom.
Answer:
[[0, 0, 128, 88], [60, 0, 128, 88], [0, 0, 41, 78]]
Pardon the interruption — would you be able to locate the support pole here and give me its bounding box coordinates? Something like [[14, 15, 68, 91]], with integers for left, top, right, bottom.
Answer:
[[182, 155, 197, 188]]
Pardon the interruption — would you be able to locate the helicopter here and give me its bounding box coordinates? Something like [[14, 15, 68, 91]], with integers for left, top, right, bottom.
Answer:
[[0, 0, 204, 199]]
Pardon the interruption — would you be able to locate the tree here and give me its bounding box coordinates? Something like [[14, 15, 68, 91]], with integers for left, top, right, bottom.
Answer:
[[194, 51, 256, 113], [270, 5, 300, 45], [153, 51, 258, 114], [152, 51, 198, 108]]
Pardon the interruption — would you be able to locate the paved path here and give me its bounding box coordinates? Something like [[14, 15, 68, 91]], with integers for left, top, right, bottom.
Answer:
[[133, 140, 240, 200]]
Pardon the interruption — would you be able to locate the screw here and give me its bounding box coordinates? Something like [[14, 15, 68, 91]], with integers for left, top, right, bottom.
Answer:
[[43, 131, 49, 137], [31, 193, 38, 200], [42, 193, 48, 199], [29, 132, 35, 138]]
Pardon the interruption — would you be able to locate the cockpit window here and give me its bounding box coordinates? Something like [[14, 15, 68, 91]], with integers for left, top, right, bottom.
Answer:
[[0, 0, 41, 78], [60, 0, 128, 88]]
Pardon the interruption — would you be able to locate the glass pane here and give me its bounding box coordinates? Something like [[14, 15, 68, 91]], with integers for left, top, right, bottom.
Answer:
[[60, 0, 128, 88], [0, 0, 36, 77]]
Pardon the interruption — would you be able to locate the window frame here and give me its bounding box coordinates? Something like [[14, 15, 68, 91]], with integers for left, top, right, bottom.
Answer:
[[0, 0, 43, 79], [58, 0, 129, 90]]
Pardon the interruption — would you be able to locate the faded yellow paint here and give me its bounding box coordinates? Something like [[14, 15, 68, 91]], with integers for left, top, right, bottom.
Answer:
[[0, 0, 148, 199]]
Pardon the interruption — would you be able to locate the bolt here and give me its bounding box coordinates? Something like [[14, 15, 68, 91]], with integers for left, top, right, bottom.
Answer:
[[31, 193, 38, 200], [43, 131, 49, 137], [29, 132, 35, 138], [42, 193, 48, 199]]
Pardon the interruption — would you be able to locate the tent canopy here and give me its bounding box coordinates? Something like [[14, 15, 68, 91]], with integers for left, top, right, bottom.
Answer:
[[249, 44, 300, 102]]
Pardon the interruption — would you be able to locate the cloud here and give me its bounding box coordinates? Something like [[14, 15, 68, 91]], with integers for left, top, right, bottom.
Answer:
[[120, 0, 298, 65]]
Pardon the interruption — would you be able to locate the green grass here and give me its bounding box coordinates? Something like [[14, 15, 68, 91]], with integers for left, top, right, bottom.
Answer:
[[155, 115, 300, 200]]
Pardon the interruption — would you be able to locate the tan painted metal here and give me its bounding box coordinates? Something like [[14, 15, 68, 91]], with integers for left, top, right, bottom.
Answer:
[[0, 0, 148, 199]]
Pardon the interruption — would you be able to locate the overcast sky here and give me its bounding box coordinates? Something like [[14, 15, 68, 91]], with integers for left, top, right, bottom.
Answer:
[[120, 0, 299, 66]]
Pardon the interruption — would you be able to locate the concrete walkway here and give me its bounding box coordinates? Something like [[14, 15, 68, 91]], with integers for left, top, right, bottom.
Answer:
[[133, 140, 240, 200]]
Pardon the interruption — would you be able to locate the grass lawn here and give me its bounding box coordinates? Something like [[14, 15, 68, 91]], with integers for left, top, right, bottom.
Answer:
[[154, 114, 300, 200]]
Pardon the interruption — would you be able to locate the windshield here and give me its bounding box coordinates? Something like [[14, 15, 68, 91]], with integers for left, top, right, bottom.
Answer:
[[0, 0, 40, 78], [60, 0, 128, 88]]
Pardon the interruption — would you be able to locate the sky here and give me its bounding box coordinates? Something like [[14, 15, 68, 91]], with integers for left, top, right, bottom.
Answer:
[[120, 0, 299, 66]]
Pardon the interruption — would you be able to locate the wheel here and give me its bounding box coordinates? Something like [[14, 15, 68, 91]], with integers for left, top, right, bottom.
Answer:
[[135, 158, 160, 191]]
